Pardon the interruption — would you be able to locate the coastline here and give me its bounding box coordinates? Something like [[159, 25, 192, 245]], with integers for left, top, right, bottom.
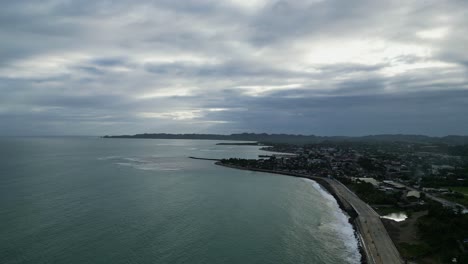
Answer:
[[215, 162, 403, 264]]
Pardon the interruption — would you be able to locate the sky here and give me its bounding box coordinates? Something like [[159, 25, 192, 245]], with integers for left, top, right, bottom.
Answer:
[[1, 0, 467, 136]]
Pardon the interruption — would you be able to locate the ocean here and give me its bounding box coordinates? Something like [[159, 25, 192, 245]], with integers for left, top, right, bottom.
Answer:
[[0, 137, 360, 264]]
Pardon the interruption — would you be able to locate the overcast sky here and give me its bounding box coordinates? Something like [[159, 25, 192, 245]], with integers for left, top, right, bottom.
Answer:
[[1, 0, 467, 136]]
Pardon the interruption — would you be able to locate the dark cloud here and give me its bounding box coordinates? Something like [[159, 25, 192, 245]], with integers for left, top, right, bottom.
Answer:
[[0, 0, 467, 136]]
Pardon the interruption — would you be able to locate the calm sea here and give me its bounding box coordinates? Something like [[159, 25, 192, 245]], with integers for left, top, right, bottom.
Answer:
[[0, 137, 360, 264]]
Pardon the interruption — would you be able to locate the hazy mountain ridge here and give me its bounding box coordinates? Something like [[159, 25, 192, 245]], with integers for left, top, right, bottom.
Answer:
[[103, 133, 468, 145]]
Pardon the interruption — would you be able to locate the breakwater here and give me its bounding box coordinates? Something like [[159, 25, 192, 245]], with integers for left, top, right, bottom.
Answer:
[[188, 156, 221, 161]]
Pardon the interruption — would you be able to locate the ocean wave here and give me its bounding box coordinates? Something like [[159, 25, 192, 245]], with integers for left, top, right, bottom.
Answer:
[[304, 179, 361, 264]]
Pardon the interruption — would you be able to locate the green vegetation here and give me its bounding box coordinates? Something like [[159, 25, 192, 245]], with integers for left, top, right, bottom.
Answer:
[[415, 202, 468, 262], [440, 193, 468, 207], [447, 186, 468, 195], [357, 157, 385, 173], [374, 206, 406, 216], [339, 178, 400, 205], [448, 144, 468, 156], [421, 172, 468, 188], [398, 242, 432, 259]]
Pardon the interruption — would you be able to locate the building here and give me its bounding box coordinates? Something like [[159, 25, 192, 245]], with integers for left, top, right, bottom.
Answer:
[[406, 190, 421, 199], [353, 177, 380, 188], [382, 180, 406, 190]]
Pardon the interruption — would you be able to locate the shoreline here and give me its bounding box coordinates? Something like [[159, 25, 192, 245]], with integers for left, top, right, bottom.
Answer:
[[215, 162, 403, 264]]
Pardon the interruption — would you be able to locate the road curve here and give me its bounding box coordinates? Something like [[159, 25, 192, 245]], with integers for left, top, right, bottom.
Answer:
[[214, 163, 404, 263], [322, 178, 403, 264]]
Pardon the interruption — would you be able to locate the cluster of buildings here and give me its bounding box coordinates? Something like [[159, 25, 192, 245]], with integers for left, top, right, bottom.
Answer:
[[257, 143, 465, 180], [223, 142, 467, 210]]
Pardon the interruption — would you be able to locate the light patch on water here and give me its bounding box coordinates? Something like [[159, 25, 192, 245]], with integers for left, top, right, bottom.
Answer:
[[128, 164, 181, 171], [381, 212, 408, 222], [122, 157, 144, 163], [199, 149, 225, 152], [100, 156, 183, 171], [97, 155, 121, 160], [115, 162, 133, 166]]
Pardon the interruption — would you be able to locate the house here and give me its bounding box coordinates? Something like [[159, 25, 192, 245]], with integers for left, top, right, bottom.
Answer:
[[432, 165, 455, 175], [354, 177, 380, 187], [383, 180, 406, 190], [406, 190, 421, 199]]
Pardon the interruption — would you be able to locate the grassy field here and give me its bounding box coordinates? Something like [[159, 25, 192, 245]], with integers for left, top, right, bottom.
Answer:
[[447, 186, 468, 195], [440, 193, 468, 207], [374, 206, 405, 216], [398, 242, 431, 259]]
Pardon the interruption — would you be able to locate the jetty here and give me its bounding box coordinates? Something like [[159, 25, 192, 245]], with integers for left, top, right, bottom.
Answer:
[[189, 156, 221, 161]]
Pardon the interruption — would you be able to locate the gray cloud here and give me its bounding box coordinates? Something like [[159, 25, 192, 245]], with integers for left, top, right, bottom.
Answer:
[[0, 0, 467, 136]]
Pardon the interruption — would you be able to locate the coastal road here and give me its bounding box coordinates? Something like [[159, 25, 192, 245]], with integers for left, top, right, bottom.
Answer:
[[325, 179, 403, 264], [214, 163, 404, 263]]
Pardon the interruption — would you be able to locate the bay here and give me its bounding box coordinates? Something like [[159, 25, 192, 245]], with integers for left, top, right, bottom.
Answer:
[[0, 137, 360, 264]]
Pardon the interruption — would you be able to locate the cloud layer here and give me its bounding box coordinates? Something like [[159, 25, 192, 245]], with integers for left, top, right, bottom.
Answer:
[[1, 0, 467, 136]]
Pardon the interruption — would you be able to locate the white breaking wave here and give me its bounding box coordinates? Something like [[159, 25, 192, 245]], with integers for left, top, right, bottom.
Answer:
[[305, 179, 361, 264]]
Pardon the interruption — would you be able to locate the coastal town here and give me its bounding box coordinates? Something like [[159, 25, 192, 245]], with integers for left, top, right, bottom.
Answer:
[[219, 142, 468, 263]]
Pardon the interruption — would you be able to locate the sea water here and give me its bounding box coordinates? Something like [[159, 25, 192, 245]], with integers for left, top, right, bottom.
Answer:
[[0, 137, 360, 264]]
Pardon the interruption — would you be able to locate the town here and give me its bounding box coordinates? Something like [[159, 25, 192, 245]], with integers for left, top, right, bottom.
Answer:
[[220, 141, 468, 263]]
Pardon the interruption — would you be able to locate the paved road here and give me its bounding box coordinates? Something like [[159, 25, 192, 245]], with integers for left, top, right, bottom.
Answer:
[[423, 191, 464, 209], [216, 164, 404, 263], [404, 185, 468, 213], [325, 179, 404, 264]]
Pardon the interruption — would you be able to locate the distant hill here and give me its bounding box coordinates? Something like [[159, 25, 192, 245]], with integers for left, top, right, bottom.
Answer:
[[102, 133, 468, 145]]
